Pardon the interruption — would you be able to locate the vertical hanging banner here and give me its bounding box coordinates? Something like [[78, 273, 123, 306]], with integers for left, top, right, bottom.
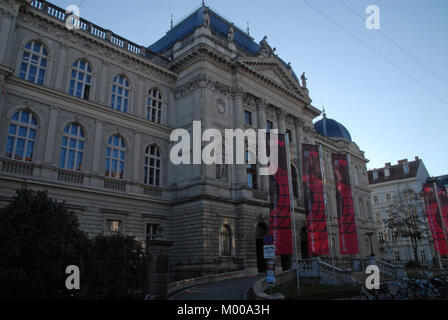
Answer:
[[302, 144, 329, 256], [422, 183, 448, 255], [331, 154, 359, 255], [268, 134, 293, 256], [436, 184, 448, 247]]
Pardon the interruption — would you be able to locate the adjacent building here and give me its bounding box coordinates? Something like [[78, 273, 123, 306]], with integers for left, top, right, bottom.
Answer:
[[0, 0, 377, 280], [368, 157, 436, 267]]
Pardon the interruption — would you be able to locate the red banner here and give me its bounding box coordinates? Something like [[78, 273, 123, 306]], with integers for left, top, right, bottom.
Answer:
[[332, 154, 359, 255], [422, 183, 448, 255], [436, 184, 448, 248], [268, 134, 292, 255], [302, 144, 329, 256]]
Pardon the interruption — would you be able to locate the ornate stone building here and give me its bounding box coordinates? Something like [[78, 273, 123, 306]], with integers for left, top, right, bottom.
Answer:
[[0, 0, 378, 280]]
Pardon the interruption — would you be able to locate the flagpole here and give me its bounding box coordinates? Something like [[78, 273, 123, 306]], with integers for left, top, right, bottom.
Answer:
[[286, 137, 301, 296], [347, 153, 363, 270], [319, 144, 336, 283]]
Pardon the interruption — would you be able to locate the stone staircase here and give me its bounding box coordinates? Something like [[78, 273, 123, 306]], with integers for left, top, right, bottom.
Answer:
[[297, 257, 406, 286]]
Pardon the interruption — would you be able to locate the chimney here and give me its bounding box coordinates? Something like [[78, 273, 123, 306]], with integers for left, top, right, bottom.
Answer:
[[397, 159, 408, 165], [385, 163, 391, 167], [415, 156, 420, 161]]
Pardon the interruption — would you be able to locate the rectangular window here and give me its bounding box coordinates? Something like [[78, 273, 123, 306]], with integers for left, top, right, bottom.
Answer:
[[146, 223, 160, 241], [374, 196, 378, 204], [106, 219, 122, 233], [244, 111, 252, 126], [286, 129, 292, 143], [266, 121, 273, 133], [386, 194, 391, 201]]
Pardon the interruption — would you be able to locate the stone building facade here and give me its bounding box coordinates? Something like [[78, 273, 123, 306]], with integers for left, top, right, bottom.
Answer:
[[0, 0, 378, 280]]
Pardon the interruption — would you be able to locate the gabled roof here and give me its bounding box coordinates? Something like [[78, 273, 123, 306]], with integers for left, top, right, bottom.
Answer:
[[368, 159, 421, 185]]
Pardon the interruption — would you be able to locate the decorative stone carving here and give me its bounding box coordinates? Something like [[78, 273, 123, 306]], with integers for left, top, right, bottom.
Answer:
[[216, 98, 226, 114], [276, 109, 286, 120], [258, 36, 274, 57]]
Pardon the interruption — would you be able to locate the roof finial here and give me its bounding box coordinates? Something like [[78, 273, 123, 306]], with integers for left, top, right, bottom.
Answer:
[[247, 22, 250, 35], [170, 14, 173, 29], [322, 102, 326, 118], [202, 0, 205, 7]]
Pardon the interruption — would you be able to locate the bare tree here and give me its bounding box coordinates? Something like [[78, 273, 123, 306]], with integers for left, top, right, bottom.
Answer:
[[385, 188, 428, 264]]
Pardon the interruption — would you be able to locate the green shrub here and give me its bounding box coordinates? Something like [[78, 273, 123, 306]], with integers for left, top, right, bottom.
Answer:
[[0, 187, 146, 300]]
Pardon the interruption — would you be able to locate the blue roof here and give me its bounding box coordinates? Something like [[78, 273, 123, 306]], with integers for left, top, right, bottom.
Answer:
[[148, 7, 260, 55], [314, 115, 352, 142]]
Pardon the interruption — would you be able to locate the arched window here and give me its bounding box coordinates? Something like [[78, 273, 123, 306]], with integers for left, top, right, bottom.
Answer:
[[147, 88, 163, 124], [144, 145, 161, 186], [59, 123, 85, 171], [111, 75, 129, 112], [5, 110, 37, 162], [69, 60, 92, 100], [19, 41, 48, 85], [105, 135, 125, 179], [291, 165, 298, 198], [220, 225, 232, 256]]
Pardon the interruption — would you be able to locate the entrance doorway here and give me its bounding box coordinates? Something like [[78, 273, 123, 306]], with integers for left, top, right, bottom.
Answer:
[[255, 223, 268, 273]]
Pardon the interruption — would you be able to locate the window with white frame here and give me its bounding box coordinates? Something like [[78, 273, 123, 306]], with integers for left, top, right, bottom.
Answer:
[[59, 123, 85, 171], [111, 75, 130, 112], [105, 135, 126, 179], [144, 145, 161, 186], [19, 41, 48, 85], [5, 110, 37, 162], [147, 88, 162, 124], [69, 60, 92, 100]]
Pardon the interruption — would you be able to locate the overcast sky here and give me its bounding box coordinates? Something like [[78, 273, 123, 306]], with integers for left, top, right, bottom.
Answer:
[[50, 0, 448, 176]]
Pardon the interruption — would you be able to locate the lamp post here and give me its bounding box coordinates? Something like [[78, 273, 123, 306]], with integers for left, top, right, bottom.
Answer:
[[366, 232, 375, 257]]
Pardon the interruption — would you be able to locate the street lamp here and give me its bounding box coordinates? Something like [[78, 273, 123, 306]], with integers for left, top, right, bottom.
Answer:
[[366, 232, 375, 257]]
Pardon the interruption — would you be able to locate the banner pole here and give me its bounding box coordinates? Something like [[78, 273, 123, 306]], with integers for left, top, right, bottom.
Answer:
[[347, 153, 362, 269], [286, 138, 301, 296], [318, 144, 336, 283]]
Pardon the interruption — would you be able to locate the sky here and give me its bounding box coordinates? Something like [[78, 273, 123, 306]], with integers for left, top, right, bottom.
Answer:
[[50, 0, 448, 176]]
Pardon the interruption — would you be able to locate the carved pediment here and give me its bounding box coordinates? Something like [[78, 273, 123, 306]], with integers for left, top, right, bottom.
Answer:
[[237, 57, 305, 97]]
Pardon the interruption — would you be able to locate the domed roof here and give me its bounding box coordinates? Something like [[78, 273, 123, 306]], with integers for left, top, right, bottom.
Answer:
[[314, 112, 352, 142]]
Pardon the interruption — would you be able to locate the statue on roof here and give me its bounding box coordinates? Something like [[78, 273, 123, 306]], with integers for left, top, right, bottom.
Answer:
[[259, 35, 274, 57], [228, 24, 235, 42], [203, 8, 210, 28], [301, 72, 307, 89]]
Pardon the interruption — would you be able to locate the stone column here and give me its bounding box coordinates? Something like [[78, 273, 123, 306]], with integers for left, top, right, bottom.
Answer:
[[54, 43, 68, 91], [294, 118, 304, 199], [43, 108, 58, 164], [92, 120, 103, 174], [133, 131, 141, 182], [232, 87, 245, 188], [277, 109, 286, 134], [98, 62, 110, 106], [0, 12, 15, 65], [257, 99, 268, 191], [146, 239, 174, 300]]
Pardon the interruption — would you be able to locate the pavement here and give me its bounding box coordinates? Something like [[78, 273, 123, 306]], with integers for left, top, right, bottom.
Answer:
[[170, 275, 263, 300]]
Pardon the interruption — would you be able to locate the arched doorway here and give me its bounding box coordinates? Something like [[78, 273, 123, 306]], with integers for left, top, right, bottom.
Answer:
[[255, 223, 268, 273], [300, 227, 309, 259]]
